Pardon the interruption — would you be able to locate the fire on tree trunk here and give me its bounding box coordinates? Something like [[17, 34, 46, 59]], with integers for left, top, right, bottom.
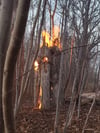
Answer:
[[33, 26, 61, 109]]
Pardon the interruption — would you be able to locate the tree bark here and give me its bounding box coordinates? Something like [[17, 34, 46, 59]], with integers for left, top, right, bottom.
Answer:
[[40, 46, 51, 109], [34, 71, 40, 107], [54, 47, 65, 133], [0, 0, 14, 132], [15, 0, 47, 116], [19, 0, 42, 100], [2, 0, 30, 132]]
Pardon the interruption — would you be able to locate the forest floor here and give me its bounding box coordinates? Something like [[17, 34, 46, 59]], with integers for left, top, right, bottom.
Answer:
[[16, 97, 100, 133]]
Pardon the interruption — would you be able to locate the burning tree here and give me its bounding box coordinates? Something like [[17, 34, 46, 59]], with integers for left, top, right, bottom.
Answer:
[[33, 26, 61, 109]]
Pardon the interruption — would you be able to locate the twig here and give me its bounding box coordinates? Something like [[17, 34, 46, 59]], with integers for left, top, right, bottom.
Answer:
[[82, 96, 96, 133]]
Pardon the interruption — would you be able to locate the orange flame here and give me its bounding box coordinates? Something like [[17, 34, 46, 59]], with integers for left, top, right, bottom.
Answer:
[[40, 26, 61, 49], [42, 57, 49, 63], [53, 26, 60, 39], [37, 26, 61, 109], [41, 30, 52, 48], [38, 86, 42, 109], [34, 60, 39, 71]]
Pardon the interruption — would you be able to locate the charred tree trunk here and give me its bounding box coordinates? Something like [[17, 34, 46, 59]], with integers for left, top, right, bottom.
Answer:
[[50, 47, 61, 105], [40, 46, 51, 109], [34, 70, 40, 108]]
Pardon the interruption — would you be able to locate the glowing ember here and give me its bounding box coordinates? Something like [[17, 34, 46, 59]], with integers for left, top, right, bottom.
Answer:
[[42, 57, 49, 63], [38, 101, 42, 109], [34, 60, 39, 71], [38, 87, 42, 109]]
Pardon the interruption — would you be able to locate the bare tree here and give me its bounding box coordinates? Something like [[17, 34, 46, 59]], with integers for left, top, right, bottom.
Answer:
[[2, 0, 30, 132], [14, 0, 42, 116], [53, 0, 100, 132], [0, 0, 14, 132], [47, 0, 57, 39], [63, 0, 100, 132], [15, 0, 47, 116]]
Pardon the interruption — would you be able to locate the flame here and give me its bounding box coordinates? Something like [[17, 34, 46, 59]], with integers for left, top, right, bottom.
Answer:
[[40, 26, 61, 49], [38, 87, 42, 109], [37, 26, 61, 109], [41, 30, 52, 48], [53, 26, 60, 39], [34, 60, 39, 71], [42, 57, 48, 63]]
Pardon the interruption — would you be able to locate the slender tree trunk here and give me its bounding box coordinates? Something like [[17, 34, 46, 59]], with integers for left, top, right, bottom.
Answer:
[[2, 0, 30, 132], [54, 47, 65, 133], [47, 0, 57, 40], [82, 96, 96, 133], [14, 47, 22, 117], [19, 0, 42, 99], [34, 71, 40, 107], [77, 61, 88, 118], [15, 0, 47, 116], [63, 66, 79, 133], [0, 0, 14, 132]]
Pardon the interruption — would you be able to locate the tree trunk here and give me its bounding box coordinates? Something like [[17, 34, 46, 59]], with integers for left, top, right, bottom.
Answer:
[[18, 0, 42, 106], [2, 0, 30, 132], [0, 0, 14, 132], [15, 0, 47, 115], [34, 71, 40, 107], [40, 46, 51, 109], [54, 46, 65, 133]]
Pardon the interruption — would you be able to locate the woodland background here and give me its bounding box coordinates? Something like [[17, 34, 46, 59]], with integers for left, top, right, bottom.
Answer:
[[0, 0, 100, 133]]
